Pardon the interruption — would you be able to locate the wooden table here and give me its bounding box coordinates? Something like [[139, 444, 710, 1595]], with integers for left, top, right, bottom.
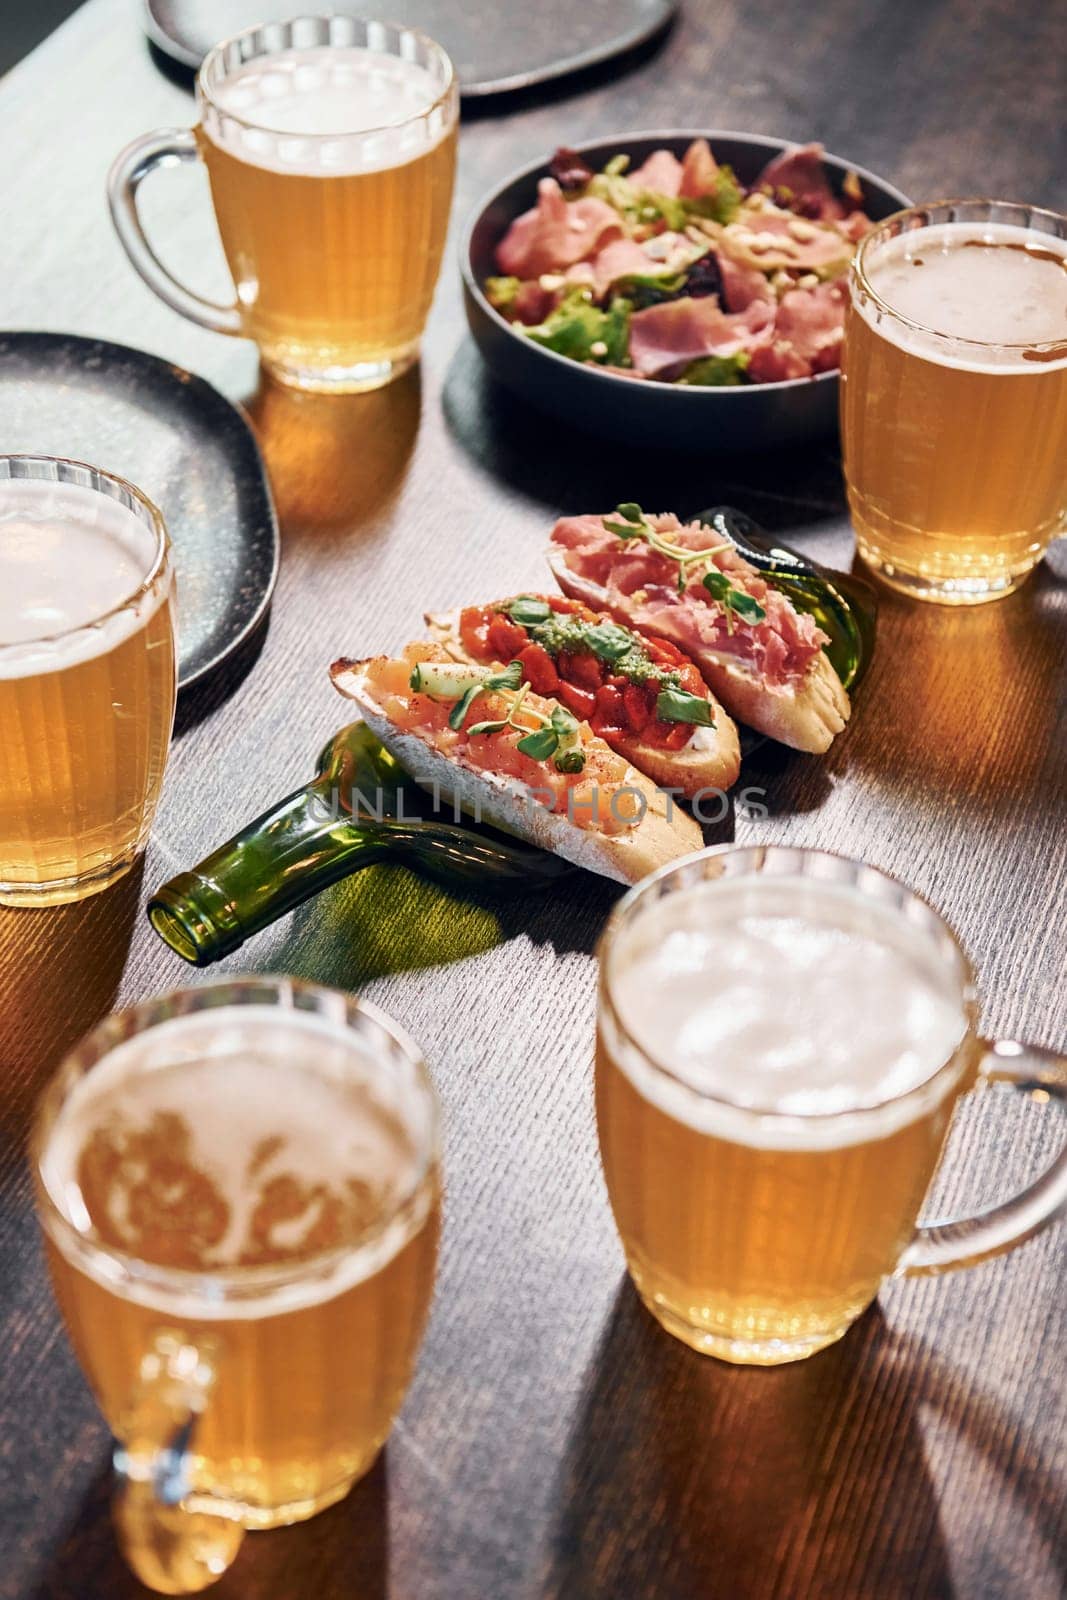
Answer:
[[1, 3, 1064, 1595]]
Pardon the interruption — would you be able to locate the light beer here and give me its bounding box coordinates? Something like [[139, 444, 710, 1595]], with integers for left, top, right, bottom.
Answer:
[[842, 204, 1067, 603], [199, 38, 457, 390], [0, 467, 175, 905], [597, 868, 971, 1364], [36, 998, 440, 1529]]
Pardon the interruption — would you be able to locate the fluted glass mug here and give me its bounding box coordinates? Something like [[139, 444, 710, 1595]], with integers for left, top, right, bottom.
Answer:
[[597, 846, 1067, 1365], [32, 978, 441, 1592], [108, 16, 459, 392], [0, 454, 176, 906], [840, 199, 1067, 604]]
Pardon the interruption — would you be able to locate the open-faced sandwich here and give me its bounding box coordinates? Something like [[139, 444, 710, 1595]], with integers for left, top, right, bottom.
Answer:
[[548, 505, 850, 753], [330, 642, 702, 884], [424, 594, 741, 799], [486, 141, 872, 387]]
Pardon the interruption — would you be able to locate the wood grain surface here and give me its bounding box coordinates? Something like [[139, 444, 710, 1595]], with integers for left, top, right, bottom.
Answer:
[[1, 2, 1065, 1597]]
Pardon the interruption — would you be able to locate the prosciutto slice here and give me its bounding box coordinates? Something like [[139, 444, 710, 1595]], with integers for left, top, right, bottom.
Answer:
[[717, 207, 852, 275], [566, 236, 678, 298], [774, 282, 847, 370], [745, 338, 814, 384], [550, 513, 829, 686], [748, 282, 847, 380], [717, 251, 775, 312], [679, 138, 720, 199], [496, 178, 623, 278], [629, 297, 774, 378], [628, 148, 685, 196], [755, 143, 846, 221]]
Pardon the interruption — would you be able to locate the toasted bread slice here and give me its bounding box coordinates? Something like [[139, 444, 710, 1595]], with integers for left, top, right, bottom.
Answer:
[[424, 604, 741, 800], [547, 548, 849, 754], [331, 655, 702, 886]]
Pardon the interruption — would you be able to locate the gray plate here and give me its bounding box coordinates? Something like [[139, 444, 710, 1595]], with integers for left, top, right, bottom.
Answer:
[[143, 0, 676, 97], [462, 130, 912, 452], [0, 331, 279, 692]]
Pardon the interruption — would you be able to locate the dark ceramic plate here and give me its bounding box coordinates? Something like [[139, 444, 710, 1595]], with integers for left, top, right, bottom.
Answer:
[[462, 130, 911, 451], [143, 0, 676, 97], [0, 332, 279, 692]]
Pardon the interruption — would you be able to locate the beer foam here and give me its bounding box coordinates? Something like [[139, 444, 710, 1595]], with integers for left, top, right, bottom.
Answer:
[[607, 876, 968, 1147], [857, 222, 1067, 373], [0, 479, 165, 677], [205, 46, 451, 176], [41, 1007, 435, 1314]]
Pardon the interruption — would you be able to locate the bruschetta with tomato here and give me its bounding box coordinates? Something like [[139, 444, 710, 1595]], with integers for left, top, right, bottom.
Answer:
[[424, 594, 740, 800], [330, 642, 702, 884], [548, 505, 850, 753]]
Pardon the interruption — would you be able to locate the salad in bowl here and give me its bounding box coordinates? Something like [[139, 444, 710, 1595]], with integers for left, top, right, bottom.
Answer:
[[485, 140, 875, 387]]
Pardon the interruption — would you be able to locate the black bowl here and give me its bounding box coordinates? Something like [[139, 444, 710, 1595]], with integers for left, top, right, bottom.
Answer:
[[461, 130, 911, 452]]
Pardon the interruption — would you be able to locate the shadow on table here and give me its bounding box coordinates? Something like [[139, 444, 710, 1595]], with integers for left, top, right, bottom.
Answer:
[[543, 1285, 1065, 1600], [29, 1451, 389, 1600], [257, 857, 621, 990], [843, 558, 1067, 812], [174, 605, 272, 738], [0, 863, 142, 1155], [241, 365, 422, 540], [441, 338, 847, 537]]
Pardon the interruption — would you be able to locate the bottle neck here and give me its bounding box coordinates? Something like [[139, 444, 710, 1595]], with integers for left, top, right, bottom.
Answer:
[[148, 778, 387, 965]]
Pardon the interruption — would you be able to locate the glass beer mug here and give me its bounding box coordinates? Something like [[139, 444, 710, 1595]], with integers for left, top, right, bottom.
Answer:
[[32, 978, 441, 1592], [0, 454, 176, 905], [108, 15, 459, 392], [840, 199, 1067, 603], [596, 846, 1067, 1365]]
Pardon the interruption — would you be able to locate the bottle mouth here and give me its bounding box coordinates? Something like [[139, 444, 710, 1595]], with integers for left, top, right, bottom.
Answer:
[[147, 902, 201, 964], [147, 875, 239, 966]]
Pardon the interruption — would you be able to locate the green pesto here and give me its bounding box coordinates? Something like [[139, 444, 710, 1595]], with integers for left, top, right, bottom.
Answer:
[[501, 599, 713, 726]]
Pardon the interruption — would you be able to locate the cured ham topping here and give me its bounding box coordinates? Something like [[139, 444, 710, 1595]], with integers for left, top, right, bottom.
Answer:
[[718, 251, 776, 313], [488, 139, 872, 386], [714, 207, 853, 276], [754, 142, 847, 221], [496, 178, 623, 279], [679, 138, 720, 200], [628, 147, 686, 197], [629, 297, 775, 379], [550, 514, 830, 687]]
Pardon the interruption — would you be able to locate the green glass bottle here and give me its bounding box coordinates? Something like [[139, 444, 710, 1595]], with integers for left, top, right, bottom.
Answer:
[[148, 723, 568, 966]]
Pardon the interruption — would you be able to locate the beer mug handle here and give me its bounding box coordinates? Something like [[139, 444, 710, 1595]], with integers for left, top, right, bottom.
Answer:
[[112, 1328, 245, 1592], [897, 1040, 1067, 1276], [107, 131, 244, 336]]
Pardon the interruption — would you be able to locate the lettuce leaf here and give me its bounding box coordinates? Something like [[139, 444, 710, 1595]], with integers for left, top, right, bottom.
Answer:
[[485, 275, 522, 314], [609, 269, 689, 310], [675, 352, 750, 387], [684, 165, 743, 225], [523, 291, 632, 365], [588, 162, 743, 232]]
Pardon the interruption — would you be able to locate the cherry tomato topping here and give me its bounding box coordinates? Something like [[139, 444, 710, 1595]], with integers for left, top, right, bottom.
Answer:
[[623, 685, 652, 733], [557, 681, 596, 721], [594, 684, 626, 731], [654, 719, 694, 751], [558, 649, 604, 692], [646, 636, 688, 668], [518, 642, 559, 695], [487, 614, 529, 660], [459, 605, 493, 658]]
